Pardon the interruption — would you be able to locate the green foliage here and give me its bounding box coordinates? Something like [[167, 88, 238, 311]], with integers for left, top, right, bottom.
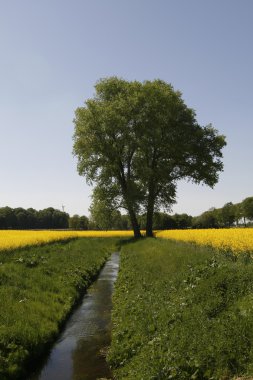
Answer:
[[172, 213, 193, 229], [192, 196, 253, 229], [138, 212, 192, 230], [242, 197, 253, 221], [219, 202, 236, 227], [68, 214, 89, 229], [0, 207, 69, 229], [89, 187, 124, 230], [73, 77, 226, 237], [192, 210, 218, 229], [0, 238, 118, 379], [109, 239, 253, 379]]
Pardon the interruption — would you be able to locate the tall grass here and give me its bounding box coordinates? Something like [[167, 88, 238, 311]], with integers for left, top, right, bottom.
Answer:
[[0, 238, 118, 379], [109, 238, 253, 379]]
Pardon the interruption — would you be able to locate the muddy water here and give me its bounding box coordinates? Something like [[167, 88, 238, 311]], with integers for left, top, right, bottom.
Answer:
[[30, 253, 119, 380]]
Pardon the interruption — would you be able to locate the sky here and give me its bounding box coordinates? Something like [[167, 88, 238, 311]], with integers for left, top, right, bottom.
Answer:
[[0, 0, 252, 217]]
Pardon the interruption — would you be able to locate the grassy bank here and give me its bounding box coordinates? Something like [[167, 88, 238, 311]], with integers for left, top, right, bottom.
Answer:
[[0, 237, 118, 379], [109, 238, 253, 379]]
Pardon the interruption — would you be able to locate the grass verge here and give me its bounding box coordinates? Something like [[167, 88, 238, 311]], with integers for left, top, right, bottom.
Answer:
[[0, 237, 118, 379], [108, 238, 253, 379]]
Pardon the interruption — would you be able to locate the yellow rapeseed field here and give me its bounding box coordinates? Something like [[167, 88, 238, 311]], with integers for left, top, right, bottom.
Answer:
[[156, 228, 253, 254], [0, 230, 134, 252], [1, 229, 252, 254]]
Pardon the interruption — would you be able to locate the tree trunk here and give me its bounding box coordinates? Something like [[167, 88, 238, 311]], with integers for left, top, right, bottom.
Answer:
[[145, 156, 157, 237], [128, 206, 142, 238], [146, 205, 154, 237], [118, 174, 141, 238], [146, 192, 155, 237]]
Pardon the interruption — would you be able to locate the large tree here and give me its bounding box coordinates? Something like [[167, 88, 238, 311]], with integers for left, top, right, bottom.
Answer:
[[73, 77, 226, 237]]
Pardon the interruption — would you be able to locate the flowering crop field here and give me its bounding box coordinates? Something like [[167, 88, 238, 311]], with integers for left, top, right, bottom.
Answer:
[[2, 228, 252, 254], [156, 228, 253, 254], [0, 230, 134, 252]]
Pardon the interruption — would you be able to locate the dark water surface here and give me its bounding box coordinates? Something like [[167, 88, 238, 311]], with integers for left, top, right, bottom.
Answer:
[[29, 253, 119, 380]]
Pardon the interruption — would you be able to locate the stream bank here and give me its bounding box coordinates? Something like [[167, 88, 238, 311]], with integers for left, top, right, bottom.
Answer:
[[29, 252, 119, 380]]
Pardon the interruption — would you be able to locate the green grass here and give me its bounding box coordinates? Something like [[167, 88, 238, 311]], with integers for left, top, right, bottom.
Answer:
[[0, 237, 118, 379], [108, 238, 253, 380]]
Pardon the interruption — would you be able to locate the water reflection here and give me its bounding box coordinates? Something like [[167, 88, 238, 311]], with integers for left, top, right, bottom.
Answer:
[[30, 253, 119, 380]]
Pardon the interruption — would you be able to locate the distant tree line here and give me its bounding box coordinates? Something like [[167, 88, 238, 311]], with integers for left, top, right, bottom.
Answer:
[[87, 195, 253, 230], [87, 210, 193, 231], [192, 196, 253, 229], [0, 205, 193, 231], [1, 196, 252, 230], [0, 207, 69, 229]]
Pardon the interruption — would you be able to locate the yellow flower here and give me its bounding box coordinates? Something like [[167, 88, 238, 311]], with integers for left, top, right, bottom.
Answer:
[[155, 228, 253, 254], [0, 230, 135, 252]]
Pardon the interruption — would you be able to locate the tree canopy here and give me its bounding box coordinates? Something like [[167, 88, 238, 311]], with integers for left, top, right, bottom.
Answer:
[[73, 77, 226, 237], [242, 197, 253, 222], [89, 187, 123, 230], [0, 207, 69, 229]]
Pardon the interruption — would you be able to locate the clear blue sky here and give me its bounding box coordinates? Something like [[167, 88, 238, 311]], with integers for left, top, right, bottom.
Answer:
[[1, 0, 252, 217]]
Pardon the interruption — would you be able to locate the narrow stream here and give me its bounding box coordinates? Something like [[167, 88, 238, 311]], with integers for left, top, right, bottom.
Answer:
[[29, 252, 119, 380]]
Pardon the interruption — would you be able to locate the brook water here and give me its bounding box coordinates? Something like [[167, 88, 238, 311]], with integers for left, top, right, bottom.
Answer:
[[30, 252, 119, 380]]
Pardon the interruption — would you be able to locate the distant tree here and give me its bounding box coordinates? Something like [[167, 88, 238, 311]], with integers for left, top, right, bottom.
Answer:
[[192, 210, 218, 229], [26, 208, 38, 229], [152, 212, 177, 230], [241, 197, 253, 224], [0, 206, 65, 229], [163, 214, 178, 230], [173, 213, 192, 229], [37, 208, 53, 229], [0, 207, 16, 229], [69, 214, 89, 230], [69, 214, 80, 229], [89, 188, 122, 230], [36, 208, 69, 229], [219, 202, 236, 227], [15, 208, 29, 229], [78, 216, 89, 230], [73, 77, 226, 237], [52, 209, 69, 229], [233, 203, 243, 226], [191, 216, 199, 229]]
